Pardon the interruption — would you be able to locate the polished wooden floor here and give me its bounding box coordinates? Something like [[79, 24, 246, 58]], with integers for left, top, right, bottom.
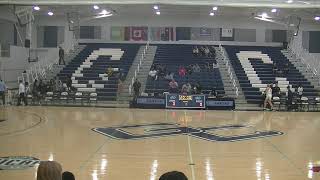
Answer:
[[0, 106, 319, 180]]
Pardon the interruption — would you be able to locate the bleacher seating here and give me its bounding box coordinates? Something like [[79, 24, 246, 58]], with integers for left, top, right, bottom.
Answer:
[[57, 43, 140, 101], [145, 44, 225, 95], [225, 46, 318, 104]]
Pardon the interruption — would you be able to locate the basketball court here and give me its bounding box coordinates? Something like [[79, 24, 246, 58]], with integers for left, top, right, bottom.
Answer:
[[0, 106, 319, 180]]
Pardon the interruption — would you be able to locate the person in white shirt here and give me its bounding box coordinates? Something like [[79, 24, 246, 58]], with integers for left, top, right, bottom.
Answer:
[[297, 84, 303, 99], [149, 69, 158, 80], [17, 80, 28, 106], [263, 84, 273, 110]]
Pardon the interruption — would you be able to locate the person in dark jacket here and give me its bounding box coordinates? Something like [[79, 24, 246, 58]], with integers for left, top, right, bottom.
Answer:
[[133, 79, 141, 100], [287, 85, 293, 111], [62, 171, 75, 180], [159, 171, 188, 180]]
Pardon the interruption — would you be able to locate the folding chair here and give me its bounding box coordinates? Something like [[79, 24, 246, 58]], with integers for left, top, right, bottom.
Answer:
[[74, 92, 83, 105], [60, 92, 69, 104], [272, 96, 281, 111], [314, 97, 320, 111], [44, 92, 54, 105], [300, 96, 309, 111], [89, 92, 98, 105]]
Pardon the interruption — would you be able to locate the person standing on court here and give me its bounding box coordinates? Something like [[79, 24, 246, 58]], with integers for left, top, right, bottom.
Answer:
[[0, 79, 6, 105], [59, 46, 65, 65], [263, 84, 273, 110], [133, 78, 141, 101], [17, 80, 27, 106]]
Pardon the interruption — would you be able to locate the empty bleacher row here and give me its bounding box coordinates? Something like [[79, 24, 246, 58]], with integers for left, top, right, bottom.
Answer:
[[57, 43, 140, 101], [224, 46, 318, 104], [144, 44, 225, 95]]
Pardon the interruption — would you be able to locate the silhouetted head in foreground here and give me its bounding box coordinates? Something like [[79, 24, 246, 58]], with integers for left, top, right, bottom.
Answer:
[[159, 171, 188, 180], [62, 171, 75, 180], [37, 161, 62, 180]]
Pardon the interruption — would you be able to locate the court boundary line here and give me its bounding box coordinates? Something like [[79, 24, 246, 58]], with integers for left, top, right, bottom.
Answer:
[[0, 108, 46, 137]]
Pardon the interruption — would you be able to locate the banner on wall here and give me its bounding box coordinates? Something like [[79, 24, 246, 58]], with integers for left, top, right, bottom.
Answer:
[[111, 27, 125, 41], [150, 27, 174, 41], [199, 28, 212, 36], [125, 27, 148, 41], [221, 28, 233, 37]]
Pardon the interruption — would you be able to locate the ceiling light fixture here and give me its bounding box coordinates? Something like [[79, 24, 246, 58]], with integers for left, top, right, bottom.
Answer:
[[48, 11, 54, 16], [153, 5, 159, 10], [271, 8, 277, 13], [93, 5, 100, 10], [33, 6, 40, 11], [314, 16, 320, 21], [261, 12, 268, 18], [212, 6, 218, 11], [286, 0, 293, 3], [210, 12, 215, 16], [95, 13, 113, 19], [99, 9, 109, 15], [156, 11, 160, 15]]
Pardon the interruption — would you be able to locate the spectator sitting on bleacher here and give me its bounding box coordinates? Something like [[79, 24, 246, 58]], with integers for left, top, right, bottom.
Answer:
[[159, 171, 188, 180], [149, 68, 158, 80], [193, 83, 202, 94], [186, 64, 193, 75], [107, 67, 114, 77], [178, 66, 186, 77], [193, 46, 199, 57], [212, 62, 219, 69], [169, 79, 179, 93], [181, 83, 192, 95], [192, 64, 201, 73], [157, 64, 166, 78], [165, 72, 174, 81], [210, 87, 217, 97]]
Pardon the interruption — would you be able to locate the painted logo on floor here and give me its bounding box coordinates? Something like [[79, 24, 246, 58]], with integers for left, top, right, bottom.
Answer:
[[92, 123, 283, 142], [0, 156, 40, 170]]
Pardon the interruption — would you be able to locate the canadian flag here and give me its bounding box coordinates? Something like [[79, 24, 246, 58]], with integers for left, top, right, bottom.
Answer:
[[133, 30, 142, 38]]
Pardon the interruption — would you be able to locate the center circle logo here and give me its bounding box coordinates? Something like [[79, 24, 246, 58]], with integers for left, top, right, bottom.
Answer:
[[0, 156, 40, 170]]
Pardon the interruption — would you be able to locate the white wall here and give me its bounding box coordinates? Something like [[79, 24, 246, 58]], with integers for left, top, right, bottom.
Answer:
[[33, 14, 320, 47], [0, 46, 28, 88]]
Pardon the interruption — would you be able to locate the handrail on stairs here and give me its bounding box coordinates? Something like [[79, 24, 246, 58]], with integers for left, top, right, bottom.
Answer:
[[129, 41, 150, 95], [218, 44, 239, 97], [287, 32, 320, 85]]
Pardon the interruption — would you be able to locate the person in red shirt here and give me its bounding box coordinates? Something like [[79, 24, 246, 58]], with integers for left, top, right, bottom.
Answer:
[[178, 66, 186, 77], [169, 79, 179, 93]]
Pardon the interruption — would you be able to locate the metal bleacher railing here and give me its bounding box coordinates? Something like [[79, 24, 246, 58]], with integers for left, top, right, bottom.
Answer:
[[218, 44, 239, 97], [288, 33, 320, 86], [18, 48, 58, 84], [17, 41, 79, 85], [128, 41, 150, 95]]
